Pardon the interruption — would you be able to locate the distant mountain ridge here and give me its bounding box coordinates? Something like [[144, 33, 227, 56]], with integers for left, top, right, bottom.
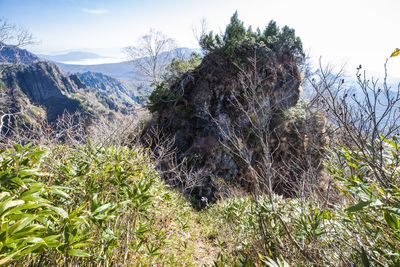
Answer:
[[38, 51, 102, 62], [0, 43, 40, 65], [55, 47, 201, 83], [57, 60, 138, 83]]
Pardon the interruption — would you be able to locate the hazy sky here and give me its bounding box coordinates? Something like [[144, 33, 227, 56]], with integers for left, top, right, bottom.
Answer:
[[1, 0, 399, 77]]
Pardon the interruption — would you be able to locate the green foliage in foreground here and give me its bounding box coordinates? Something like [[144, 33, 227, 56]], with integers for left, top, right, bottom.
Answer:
[[0, 142, 214, 266], [326, 138, 400, 266], [199, 136, 400, 266], [1, 136, 399, 266]]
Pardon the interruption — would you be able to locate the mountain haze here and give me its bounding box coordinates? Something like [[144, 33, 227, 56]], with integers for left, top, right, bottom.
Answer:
[[55, 47, 201, 83], [38, 51, 103, 62]]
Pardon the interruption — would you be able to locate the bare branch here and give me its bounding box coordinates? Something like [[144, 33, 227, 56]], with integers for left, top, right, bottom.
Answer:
[[192, 17, 208, 43], [124, 29, 176, 86]]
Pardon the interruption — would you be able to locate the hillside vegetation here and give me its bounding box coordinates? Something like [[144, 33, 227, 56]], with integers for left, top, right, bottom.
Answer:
[[2, 131, 399, 266], [0, 142, 221, 266]]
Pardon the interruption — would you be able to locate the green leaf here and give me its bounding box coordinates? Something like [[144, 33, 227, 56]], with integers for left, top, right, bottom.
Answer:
[[67, 249, 91, 257], [49, 206, 68, 219], [345, 201, 371, 213], [49, 186, 70, 199], [0, 200, 25, 215], [21, 183, 44, 196], [18, 169, 45, 178], [380, 134, 400, 150], [43, 234, 61, 248], [8, 215, 36, 235], [25, 150, 47, 160], [0, 192, 10, 200], [361, 247, 370, 267], [93, 203, 114, 214], [385, 207, 400, 216], [383, 210, 400, 230], [13, 144, 22, 153]]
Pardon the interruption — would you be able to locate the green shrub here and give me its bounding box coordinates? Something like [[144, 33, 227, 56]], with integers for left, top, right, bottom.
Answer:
[[326, 136, 400, 266], [197, 135, 400, 265], [147, 52, 201, 113], [163, 53, 202, 83], [0, 141, 218, 266], [147, 82, 182, 113], [200, 12, 304, 63]]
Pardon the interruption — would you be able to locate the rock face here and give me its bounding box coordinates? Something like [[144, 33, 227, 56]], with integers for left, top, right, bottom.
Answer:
[[13, 62, 79, 100], [1, 61, 82, 121], [145, 45, 326, 200], [77, 71, 138, 105]]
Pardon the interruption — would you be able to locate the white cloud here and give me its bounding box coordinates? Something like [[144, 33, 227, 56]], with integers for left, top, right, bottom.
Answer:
[[82, 8, 109, 15]]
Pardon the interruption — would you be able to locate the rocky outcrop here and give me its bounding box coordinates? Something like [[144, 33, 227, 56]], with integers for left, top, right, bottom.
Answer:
[[1, 61, 82, 121], [272, 103, 328, 196], [10, 62, 79, 100], [146, 44, 326, 200]]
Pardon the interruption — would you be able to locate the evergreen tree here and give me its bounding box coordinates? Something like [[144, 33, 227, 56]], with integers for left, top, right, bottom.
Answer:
[[199, 12, 304, 63], [263, 20, 280, 47], [223, 11, 246, 45]]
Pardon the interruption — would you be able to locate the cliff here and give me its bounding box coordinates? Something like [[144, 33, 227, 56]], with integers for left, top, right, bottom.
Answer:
[[1, 61, 82, 122], [77, 71, 138, 105], [145, 20, 326, 200], [0, 60, 131, 134]]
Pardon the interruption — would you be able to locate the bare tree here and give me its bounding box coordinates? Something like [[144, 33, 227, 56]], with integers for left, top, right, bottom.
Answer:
[[124, 29, 176, 86], [307, 58, 400, 188], [140, 125, 198, 195], [0, 17, 35, 63]]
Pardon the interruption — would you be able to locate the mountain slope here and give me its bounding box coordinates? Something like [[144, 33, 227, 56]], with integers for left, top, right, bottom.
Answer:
[[77, 71, 138, 104], [0, 45, 139, 118], [0, 43, 40, 65], [57, 60, 139, 82], [1, 61, 82, 122], [0, 61, 130, 130]]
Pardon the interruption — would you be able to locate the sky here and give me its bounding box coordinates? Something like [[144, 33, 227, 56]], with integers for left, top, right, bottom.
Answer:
[[0, 0, 400, 78]]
